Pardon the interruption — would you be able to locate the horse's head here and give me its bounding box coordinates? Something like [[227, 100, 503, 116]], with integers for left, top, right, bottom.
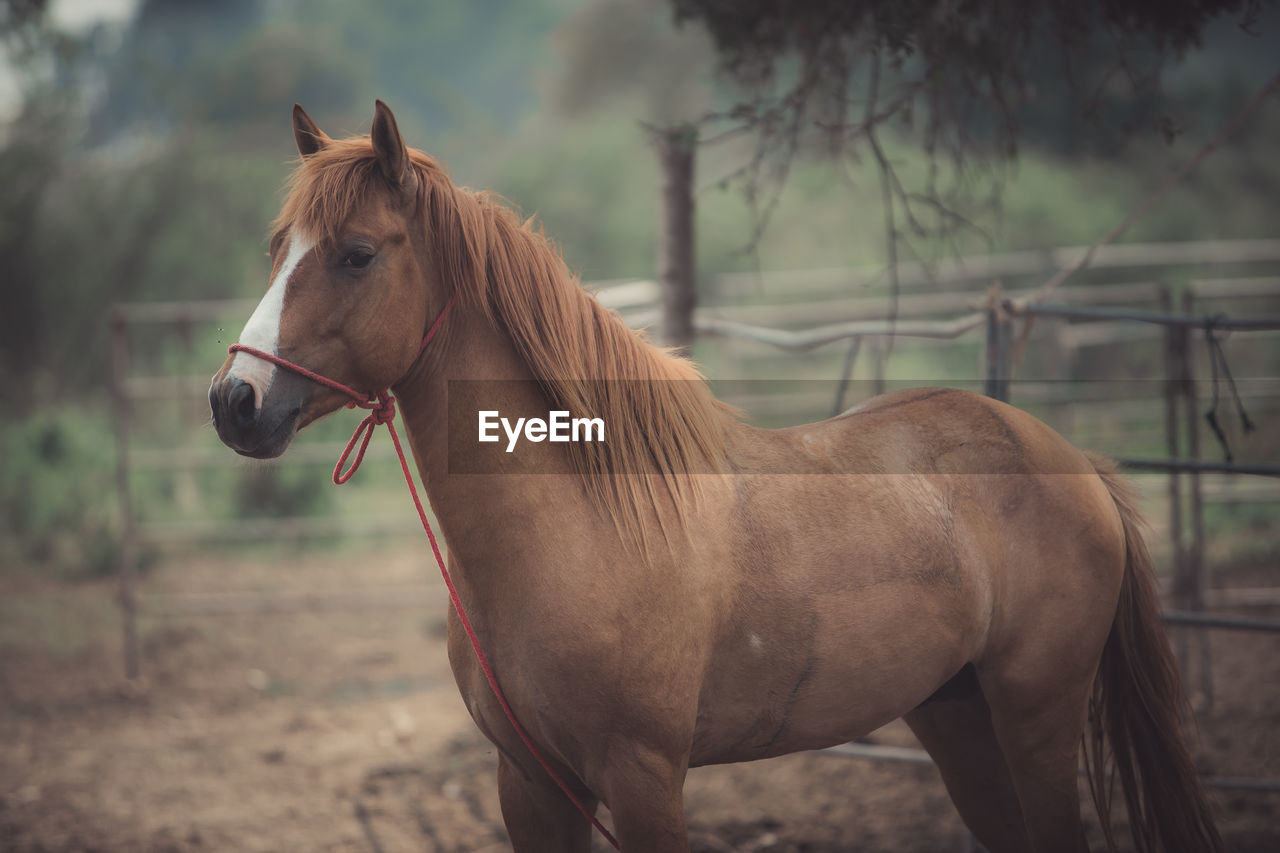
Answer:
[[210, 101, 444, 458]]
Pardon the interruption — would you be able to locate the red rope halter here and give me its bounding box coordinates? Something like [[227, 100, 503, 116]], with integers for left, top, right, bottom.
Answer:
[[228, 298, 619, 848]]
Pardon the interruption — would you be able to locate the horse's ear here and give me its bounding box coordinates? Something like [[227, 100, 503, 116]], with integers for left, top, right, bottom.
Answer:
[[371, 99, 418, 199], [292, 103, 330, 157]]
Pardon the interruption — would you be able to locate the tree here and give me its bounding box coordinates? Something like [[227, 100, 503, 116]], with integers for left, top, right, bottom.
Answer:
[[0, 0, 85, 405], [674, 1, 1272, 167], [662, 0, 1275, 343]]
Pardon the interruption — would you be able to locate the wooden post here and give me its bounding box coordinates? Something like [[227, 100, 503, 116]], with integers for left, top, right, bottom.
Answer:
[[830, 336, 863, 416], [871, 338, 887, 398], [997, 312, 1012, 401], [655, 124, 697, 354], [1162, 286, 1190, 679], [175, 314, 200, 514], [1044, 314, 1071, 433], [1181, 288, 1214, 708], [985, 307, 1001, 400], [984, 284, 1011, 402], [110, 309, 140, 680]]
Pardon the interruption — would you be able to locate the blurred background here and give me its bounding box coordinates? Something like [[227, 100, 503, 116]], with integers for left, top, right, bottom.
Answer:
[[1, 0, 1278, 850]]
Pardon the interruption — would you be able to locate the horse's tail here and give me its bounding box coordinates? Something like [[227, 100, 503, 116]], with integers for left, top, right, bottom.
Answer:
[[1084, 453, 1222, 853]]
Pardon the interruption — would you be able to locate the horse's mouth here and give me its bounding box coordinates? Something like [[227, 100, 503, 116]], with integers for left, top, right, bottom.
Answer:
[[216, 404, 301, 460], [235, 418, 298, 458]]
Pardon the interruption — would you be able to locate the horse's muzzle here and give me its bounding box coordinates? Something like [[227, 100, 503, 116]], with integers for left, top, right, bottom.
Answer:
[[209, 376, 300, 459]]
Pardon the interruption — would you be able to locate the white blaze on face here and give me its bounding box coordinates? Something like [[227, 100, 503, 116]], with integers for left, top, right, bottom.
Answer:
[[229, 233, 314, 408]]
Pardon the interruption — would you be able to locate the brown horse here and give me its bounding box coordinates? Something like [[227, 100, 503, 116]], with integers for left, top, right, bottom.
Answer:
[[209, 101, 1221, 852]]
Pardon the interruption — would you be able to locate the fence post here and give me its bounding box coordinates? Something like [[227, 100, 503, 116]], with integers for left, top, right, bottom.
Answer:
[[1181, 288, 1214, 708], [871, 338, 887, 398], [984, 283, 1011, 402], [655, 124, 697, 354], [110, 309, 141, 680], [1044, 311, 1072, 433], [1161, 285, 1190, 678], [830, 336, 863, 416]]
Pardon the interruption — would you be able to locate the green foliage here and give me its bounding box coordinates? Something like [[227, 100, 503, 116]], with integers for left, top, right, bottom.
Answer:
[[479, 114, 659, 279], [0, 404, 340, 578], [308, 0, 570, 134], [197, 24, 370, 128], [0, 408, 120, 577], [233, 465, 331, 521], [0, 132, 287, 407], [671, 0, 1273, 155]]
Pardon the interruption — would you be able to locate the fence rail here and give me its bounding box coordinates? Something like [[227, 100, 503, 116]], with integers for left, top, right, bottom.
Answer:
[[1013, 302, 1280, 330], [712, 238, 1280, 297], [1162, 610, 1280, 633], [1117, 457, 1280, 478], [820, 741, 1280, 793]]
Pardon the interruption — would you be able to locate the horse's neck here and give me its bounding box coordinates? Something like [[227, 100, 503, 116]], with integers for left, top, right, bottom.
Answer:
[[394, 308, 549, 481], [392, 307, 600, 576]]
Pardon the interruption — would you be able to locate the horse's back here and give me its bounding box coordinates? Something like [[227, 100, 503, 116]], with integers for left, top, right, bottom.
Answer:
[[829, 387, 1098, 477], [823, 386, 1127, 609]]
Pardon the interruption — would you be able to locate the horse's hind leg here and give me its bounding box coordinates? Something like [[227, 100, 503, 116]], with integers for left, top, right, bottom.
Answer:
[[904, 672, 1031, 853], [497, 753, 596, 852]]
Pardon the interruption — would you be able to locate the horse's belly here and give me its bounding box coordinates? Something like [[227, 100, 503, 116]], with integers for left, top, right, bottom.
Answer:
[[689, 581, 976, 767], [689, 697, 909, 767]]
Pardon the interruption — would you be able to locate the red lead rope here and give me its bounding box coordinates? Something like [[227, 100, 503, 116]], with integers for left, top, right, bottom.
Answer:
[[228, 299, 620, 849]]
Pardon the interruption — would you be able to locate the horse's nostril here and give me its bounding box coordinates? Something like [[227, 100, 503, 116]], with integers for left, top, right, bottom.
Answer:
[[228, 379, 259, 429]]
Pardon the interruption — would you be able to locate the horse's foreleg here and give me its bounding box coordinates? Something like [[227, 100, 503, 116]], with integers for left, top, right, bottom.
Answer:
[[498, 753, 597, 853], [598, 743, 691, 853]]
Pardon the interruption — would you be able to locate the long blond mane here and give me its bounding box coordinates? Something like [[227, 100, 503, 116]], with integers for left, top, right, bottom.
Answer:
[[274, 137, 734, 549]]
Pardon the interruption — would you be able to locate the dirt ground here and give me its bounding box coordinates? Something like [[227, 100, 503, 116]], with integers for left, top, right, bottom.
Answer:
[[1, 544, 1277, 852]]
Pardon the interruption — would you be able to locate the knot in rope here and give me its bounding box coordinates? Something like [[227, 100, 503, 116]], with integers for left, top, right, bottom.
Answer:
[[334, 391, 397, 484], [346, 391, 397, 424], [370, 393, 397, 425]]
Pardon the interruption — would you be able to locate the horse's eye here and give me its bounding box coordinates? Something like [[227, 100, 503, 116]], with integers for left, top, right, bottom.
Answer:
[[343, 250, 374, 270]]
